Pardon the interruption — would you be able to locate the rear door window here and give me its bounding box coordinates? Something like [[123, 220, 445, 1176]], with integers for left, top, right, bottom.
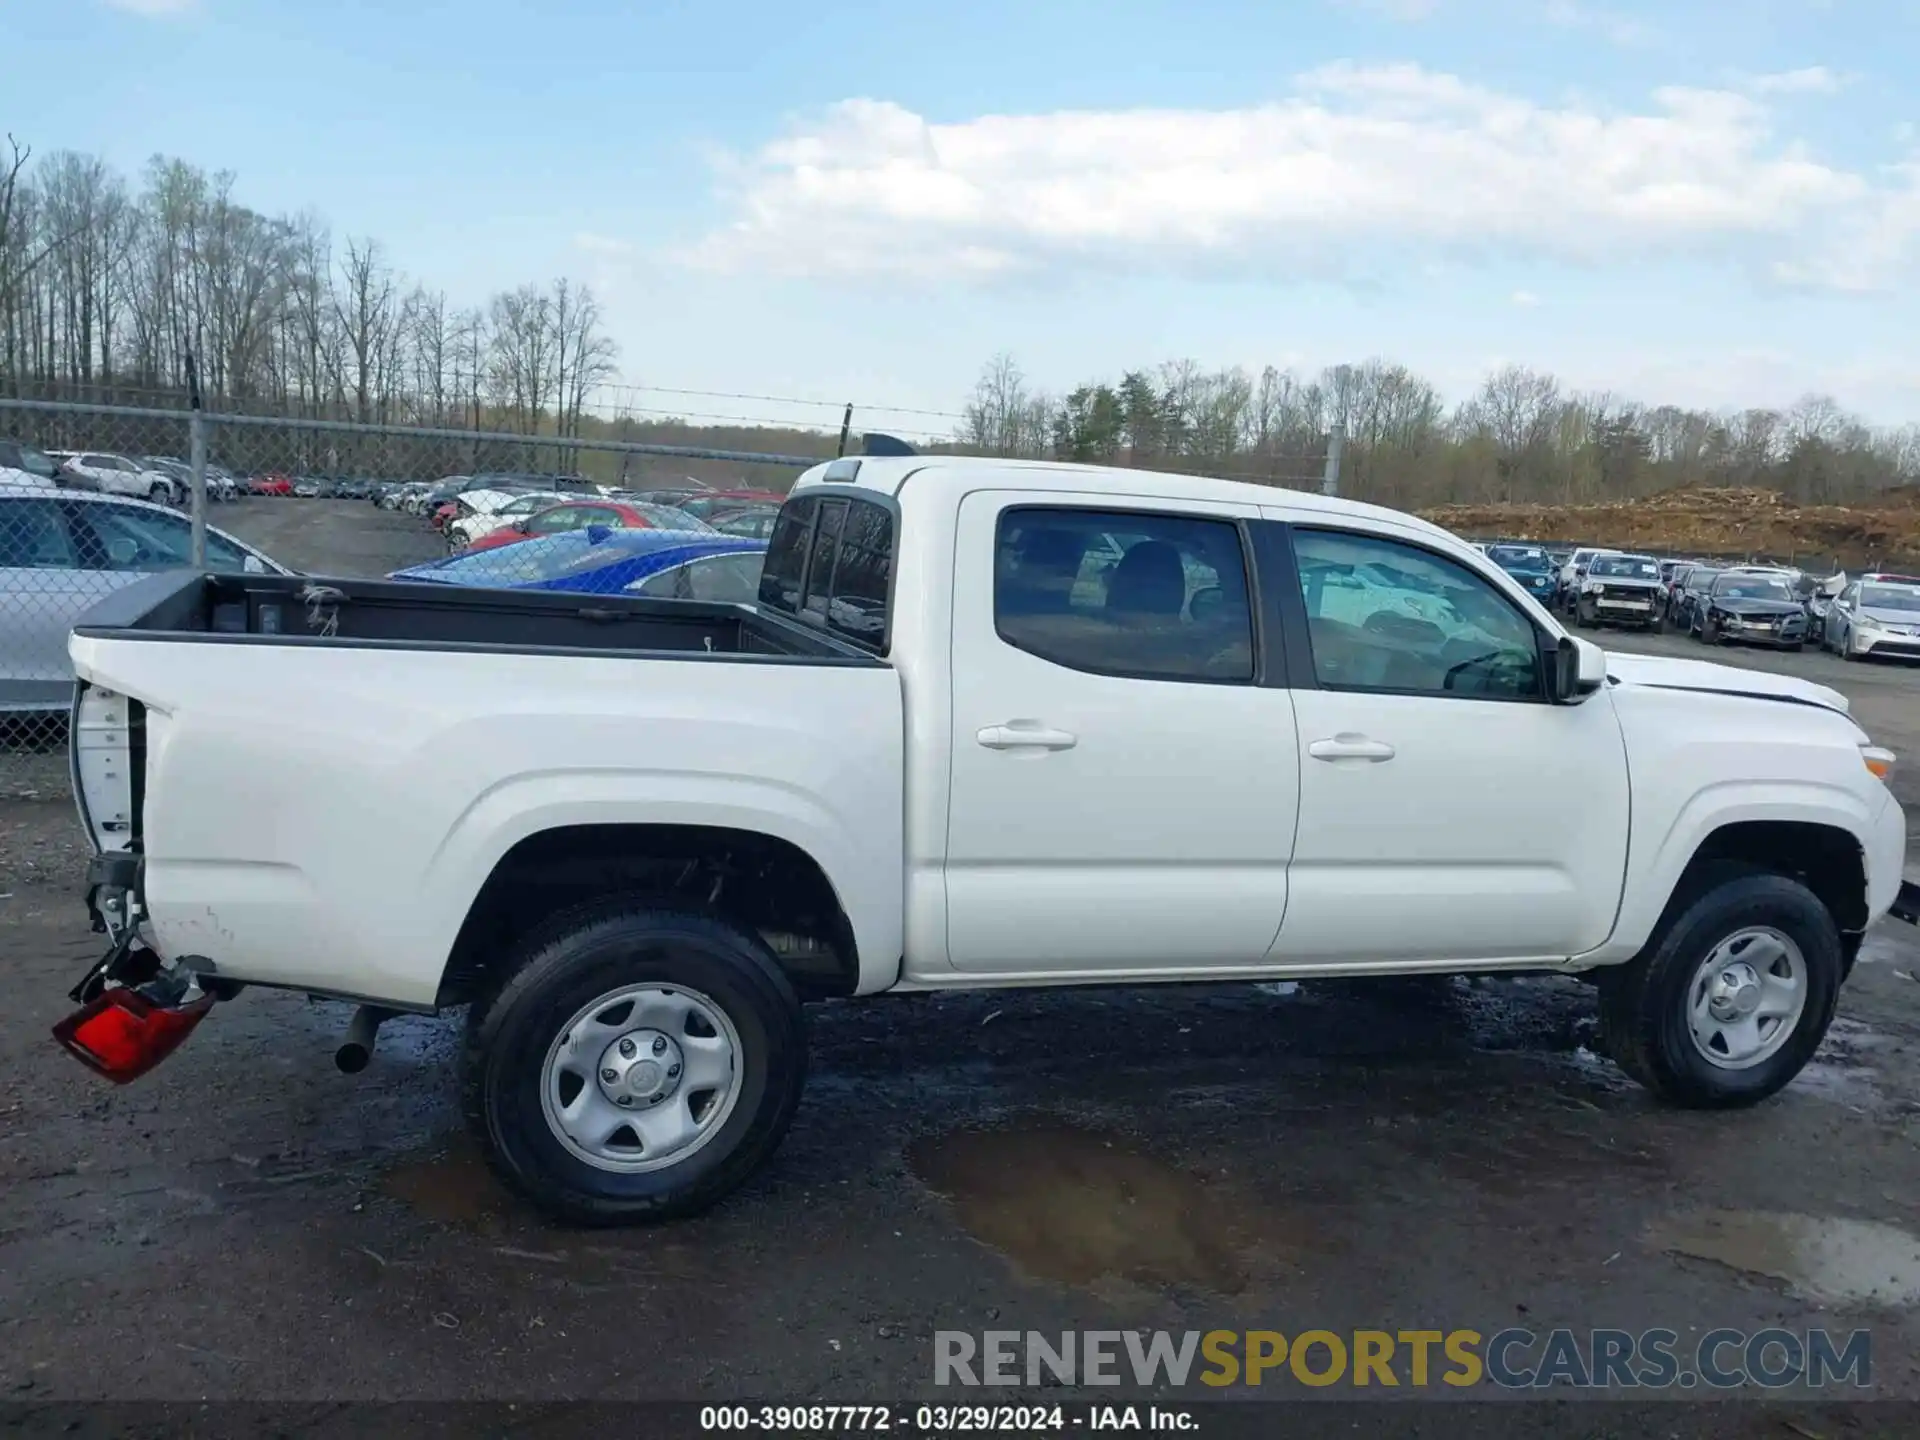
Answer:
[[632, 552, 765, 602]]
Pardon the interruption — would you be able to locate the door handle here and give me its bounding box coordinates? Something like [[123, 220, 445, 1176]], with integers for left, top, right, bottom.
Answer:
[[977, 723, 1078, 752], [1308, 734, 1396, 763]]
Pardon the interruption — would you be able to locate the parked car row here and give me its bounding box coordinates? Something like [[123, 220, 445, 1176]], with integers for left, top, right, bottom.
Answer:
[[0, 441, 358, 505], [1477, 537, 1920, 662]]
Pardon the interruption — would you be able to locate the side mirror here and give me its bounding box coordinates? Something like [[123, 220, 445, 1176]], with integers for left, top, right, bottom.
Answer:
[[1550, 635, 1607, 703], [584, 524, 612, 543]]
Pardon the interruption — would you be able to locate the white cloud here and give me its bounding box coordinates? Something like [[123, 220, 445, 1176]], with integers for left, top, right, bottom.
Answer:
[[686, 65, 1914, 292], [101, 0, 202, 16], [1745, 66, 1846, 96], [1510, 290, 1542, 308]]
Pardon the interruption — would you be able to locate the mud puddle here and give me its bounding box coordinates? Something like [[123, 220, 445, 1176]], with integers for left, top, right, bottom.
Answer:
[[1649, 1210, 1920, 1308], [907, 1121, 1277, 1293], [382, 1136, 521, 1232]]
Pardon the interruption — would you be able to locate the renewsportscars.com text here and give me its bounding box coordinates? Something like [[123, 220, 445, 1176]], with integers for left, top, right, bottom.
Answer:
[[934, 1328, 1872, 1391]]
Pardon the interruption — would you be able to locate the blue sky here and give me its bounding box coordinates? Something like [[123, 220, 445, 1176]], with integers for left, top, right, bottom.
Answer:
[[10, 0, 1920, 433]]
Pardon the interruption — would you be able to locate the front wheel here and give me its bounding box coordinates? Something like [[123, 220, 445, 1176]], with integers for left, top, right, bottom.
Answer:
[[1598, 870, 1841, 1108], [463, 906, 806, 1225], [148, 482, 172, 506]]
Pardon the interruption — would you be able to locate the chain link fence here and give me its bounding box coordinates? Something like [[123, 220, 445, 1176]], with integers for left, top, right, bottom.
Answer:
[[2, 397, 1344, 789], [0, 398, 836, 765]]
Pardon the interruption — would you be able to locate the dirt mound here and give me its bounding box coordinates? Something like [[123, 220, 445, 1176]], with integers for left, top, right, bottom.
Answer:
[[1421, 487, 1920, 569]]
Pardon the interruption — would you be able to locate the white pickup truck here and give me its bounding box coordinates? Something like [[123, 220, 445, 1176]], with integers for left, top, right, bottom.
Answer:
[[56, 457, 1920, 1224]]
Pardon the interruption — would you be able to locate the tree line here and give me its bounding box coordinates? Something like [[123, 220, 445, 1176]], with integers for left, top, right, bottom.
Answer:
[[957, 355, 1920, 510], [0, 135, 617, 437]]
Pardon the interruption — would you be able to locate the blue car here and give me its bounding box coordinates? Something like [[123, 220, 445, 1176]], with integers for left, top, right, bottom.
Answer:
[[1484, 543, 1559, 603], [390, 527, 769, 601]]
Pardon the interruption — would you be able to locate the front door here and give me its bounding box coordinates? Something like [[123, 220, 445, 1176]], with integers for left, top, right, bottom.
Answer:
[[942, 491, 1300, 977], [1265, 518, 1631, 967]]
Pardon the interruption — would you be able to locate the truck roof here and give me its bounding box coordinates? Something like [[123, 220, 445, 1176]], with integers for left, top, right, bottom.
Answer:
[[792, 455, 1460, 547]]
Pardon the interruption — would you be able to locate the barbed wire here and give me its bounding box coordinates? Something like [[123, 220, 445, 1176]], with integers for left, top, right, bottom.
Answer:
[[592, 384, 969, 423]]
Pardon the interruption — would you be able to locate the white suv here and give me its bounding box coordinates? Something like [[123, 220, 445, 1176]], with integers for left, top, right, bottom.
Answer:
[[55, 452, 181, 506]]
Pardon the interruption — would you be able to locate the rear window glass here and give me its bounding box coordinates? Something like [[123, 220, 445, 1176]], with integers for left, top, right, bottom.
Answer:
[[756, 492, 895, 653], [757, 496, 815, 612]]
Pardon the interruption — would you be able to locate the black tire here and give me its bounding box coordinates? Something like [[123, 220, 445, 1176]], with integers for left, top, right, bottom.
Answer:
[[1700, 614, 1720, 644], [462, 905, 807, 1225], [1598, 869, 1842, 1108], [148, 482, 171, 506]]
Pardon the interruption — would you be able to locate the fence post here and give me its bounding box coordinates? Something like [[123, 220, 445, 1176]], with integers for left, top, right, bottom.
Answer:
[[1321, 422, 1346, 497], [186, 355, 208, 566]]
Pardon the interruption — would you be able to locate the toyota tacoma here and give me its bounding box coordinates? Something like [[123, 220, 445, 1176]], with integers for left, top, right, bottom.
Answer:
[[54, 456, 1920, 1223]]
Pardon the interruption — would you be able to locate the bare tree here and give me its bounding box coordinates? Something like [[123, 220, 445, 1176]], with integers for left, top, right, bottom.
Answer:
[[332, 237, 396, 423]]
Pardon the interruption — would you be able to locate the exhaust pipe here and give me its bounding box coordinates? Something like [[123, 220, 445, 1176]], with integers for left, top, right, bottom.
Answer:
[[335, 1005, 398, 1074]]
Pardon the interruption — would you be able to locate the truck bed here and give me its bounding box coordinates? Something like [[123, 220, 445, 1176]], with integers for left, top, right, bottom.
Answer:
[[72, 570, 882, 666]]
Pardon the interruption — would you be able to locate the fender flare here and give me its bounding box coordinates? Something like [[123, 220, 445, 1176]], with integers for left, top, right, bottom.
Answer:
[[420, 769, 902, 996], [1599, 782, 1875, 958]]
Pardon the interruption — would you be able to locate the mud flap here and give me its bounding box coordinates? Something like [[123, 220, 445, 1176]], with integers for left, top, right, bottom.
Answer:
[[1892, 880, 1920, 927]]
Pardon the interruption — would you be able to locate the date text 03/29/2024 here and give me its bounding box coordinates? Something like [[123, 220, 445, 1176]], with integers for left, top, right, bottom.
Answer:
[[699, 1406, 1189, 1433]]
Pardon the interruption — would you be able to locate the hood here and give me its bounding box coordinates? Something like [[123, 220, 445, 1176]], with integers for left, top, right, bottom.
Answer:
[[1860, 605, 1920, 631], [1706, 596, 1805, 617], [1604, 651, 1848, 716]]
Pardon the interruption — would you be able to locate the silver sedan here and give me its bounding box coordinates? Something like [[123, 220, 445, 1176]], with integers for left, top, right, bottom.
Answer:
[[0, 488, 290, 714]]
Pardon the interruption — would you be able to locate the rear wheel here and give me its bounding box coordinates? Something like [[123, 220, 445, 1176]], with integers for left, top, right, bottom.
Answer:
[[1599, 869, 1841, 1108], [463, 906, 807, 1225]]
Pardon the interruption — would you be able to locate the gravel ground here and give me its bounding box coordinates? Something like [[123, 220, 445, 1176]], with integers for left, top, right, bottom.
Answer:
[[3, 502, 1920, 1428]]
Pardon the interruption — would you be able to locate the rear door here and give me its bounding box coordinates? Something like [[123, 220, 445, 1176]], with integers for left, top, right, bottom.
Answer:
[[940, 491, 1299, 977]]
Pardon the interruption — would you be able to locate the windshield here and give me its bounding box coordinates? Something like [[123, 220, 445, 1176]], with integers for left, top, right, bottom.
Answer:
[[1590, 556, 1658, 579], [1487, 545, 1549, 571], [1713, 575, 1795, 601], [1861, 584, 1920, 613]]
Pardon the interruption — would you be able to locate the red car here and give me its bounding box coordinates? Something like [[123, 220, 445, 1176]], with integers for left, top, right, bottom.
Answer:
[[249, 472, 293, 497], [460, 499, 714, 553]]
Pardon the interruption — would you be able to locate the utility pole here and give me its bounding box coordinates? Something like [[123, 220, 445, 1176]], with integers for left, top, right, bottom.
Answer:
[[1321, 422, 1346, 497]]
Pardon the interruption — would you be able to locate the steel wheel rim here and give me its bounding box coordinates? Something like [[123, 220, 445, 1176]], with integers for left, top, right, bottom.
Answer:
[[1684, 927, 1807, 1070], [540, 983, 743, 1173]]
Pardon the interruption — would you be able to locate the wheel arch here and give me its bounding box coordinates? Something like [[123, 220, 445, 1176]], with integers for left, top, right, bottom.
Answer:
[[1622, 811, 1870, 966], [437, 821, 871, 1009]]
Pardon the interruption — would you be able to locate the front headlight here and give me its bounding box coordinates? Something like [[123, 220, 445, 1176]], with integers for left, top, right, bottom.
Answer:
[[1583, 580, 1602, 594], [1857, 613, 1883, 632]]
